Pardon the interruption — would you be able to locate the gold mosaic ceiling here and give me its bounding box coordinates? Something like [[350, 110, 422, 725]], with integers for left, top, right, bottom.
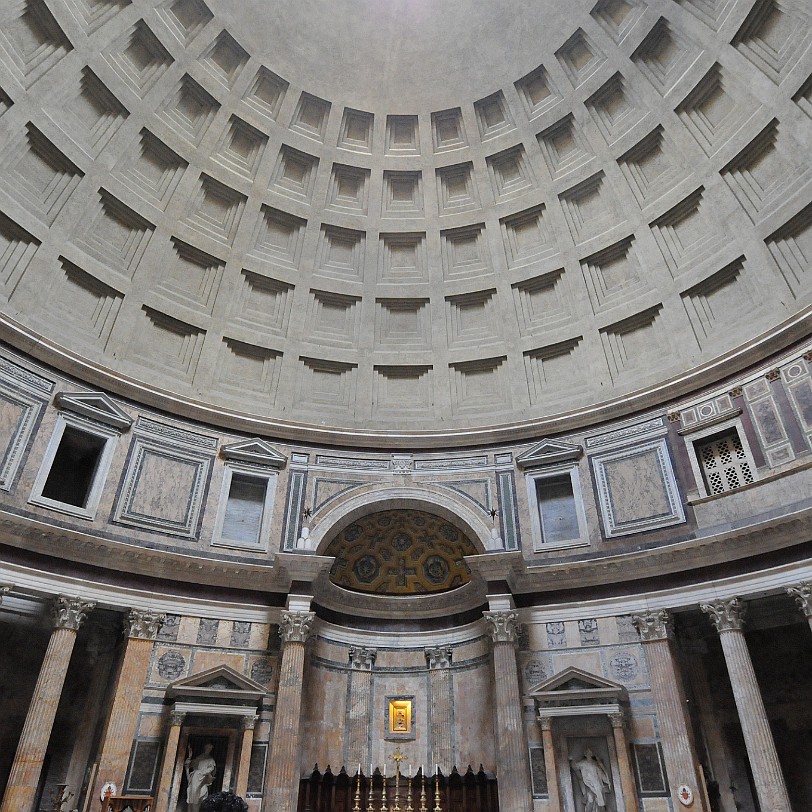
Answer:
[[325, 510, 477, 595]]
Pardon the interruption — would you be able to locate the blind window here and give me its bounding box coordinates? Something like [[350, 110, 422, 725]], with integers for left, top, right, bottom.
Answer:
[[221, 473, 267, 544], [695, 429, 755, 495], [536, 474, 580, 543]]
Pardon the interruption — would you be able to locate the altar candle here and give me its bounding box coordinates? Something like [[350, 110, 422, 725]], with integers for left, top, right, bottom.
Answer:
[[358, 763, 361, 777]]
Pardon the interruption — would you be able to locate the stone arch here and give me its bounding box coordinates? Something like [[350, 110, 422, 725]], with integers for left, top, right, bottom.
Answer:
[[309, 484, 494, 556]]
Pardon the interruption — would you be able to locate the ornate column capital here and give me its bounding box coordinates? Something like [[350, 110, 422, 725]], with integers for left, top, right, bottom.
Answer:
[[348, 646, 377, 670], [53, 595, 95, 631], [786, 582, 812, 618], [701, 597, 746, 633], [125, 608, 166, 640], [484, 609, 520, 644], [169, 710, 186, 727], [631, 609, 672, 641], [241, 715, 257, 731], [538, 715, 554, 731], [278, 610, 315, 645], [425, 646, 453, 669], [608, 712, 625, 730]]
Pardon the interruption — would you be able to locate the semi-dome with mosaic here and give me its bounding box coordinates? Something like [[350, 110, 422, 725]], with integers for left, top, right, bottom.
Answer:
[[324, 510, 477, 595], [0, 0, 809, 445]]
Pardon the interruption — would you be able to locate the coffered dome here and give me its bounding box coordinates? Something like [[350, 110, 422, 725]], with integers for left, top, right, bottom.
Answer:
[[0, 0, 809, 444]]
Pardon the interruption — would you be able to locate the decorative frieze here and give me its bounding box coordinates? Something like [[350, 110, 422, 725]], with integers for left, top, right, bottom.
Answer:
[[279, 611, 315, 644], [484, 609, 520, 644], [701, 597, 746, 633], [53, 596, 96, 631], [125, 608, 166, 640], [632, 609, 671, 641]]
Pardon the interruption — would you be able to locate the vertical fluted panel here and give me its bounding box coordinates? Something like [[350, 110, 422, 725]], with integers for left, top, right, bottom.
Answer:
[[234, 720, 256, 799], [265, 640, 307, 812], [154, 717, 184, 812], [642, 638, 707, 810], [611, 721, 640, 812], [492, 641, 533, 812], [347, 668, 373, 768], [540, 723, 562, 812], [92, 637, 154, 804], [429, 666, 453, 770], [718, 630, 792, 812], [0, 627, 78, 812]]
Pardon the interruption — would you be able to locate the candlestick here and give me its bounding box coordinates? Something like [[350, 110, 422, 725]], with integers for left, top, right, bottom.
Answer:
[[353, 767, 362, 812], [419, 766, 428, 812], [433, 767, 442, 812], [405, 765, 414, 812]]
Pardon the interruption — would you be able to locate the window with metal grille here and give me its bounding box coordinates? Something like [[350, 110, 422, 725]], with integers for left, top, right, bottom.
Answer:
[[694, 429, 755, 495]]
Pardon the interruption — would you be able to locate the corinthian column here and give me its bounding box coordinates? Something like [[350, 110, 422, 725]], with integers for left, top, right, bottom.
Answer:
[[632, 610, 707, 812], [700, 598, 791, 812], [425, 647, 453, 771], [346, 647, 376, 768], [484, 610, 533, 812], [0, 596, 95, 812], [263, 610, 315, 812], [786, 582, 812, 634], [93, 608, 165, 805]]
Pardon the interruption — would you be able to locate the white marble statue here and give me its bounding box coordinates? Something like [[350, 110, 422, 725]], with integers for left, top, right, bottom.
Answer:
[[570, 748, 612, 812], [185, 743, 217, 812]]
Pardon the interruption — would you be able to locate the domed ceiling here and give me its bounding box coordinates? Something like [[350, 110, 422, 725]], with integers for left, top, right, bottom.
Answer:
[[324, 510, 477, 595], [0, 0, 809, 442]]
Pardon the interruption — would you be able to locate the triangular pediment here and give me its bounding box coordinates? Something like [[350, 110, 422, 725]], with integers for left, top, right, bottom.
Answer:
[[167, 664, 267, 700], [516, 439, 583, 469], [54, 391, 133, 431], [221, 438, 287, 468], [528, 666, 625, 696]]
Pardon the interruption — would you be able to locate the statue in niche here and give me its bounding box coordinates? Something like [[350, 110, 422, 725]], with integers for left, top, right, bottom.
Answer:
[[570, 747, 612, 812], [185, 742, 217, 812]]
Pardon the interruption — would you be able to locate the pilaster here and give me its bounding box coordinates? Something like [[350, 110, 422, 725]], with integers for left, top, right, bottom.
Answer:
[[609, 712, 640, 812], [701, 598, 792, 812], [235, 715, 258, 799], [347, 647, 376, 768], [538, 716, 561, 812], [425, 647, 453, 771], [0, 596, 95, 812], [264, 610, 315, 812], [154, 711, 185, 812], [632, 610, 707, 812]]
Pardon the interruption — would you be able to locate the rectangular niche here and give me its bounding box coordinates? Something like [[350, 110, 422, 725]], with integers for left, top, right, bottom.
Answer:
[[154, 238, 224, 315], [157, 74, 220, 146], [441, 224, 490, 281], [327, 164, 370, 215], [474, 91, 514, 140], [382, 171, 423, 217], [249, 205, 306, 268], [580, 236, 646, 313], [270, 145, 319, 203], [537, 114, 593, 179], [113, 128, 187, 210], [436, 162, 480, 214], [306, 289, 361, 348], [215, 337, 281, 401], [103, 20, 173, 98], [373, 366, 433, 415], [378, 233, 427, 283], [632, 17, 702, 97], [600, 305, 665, 381], [374, 298, 431, 350], [431, 107, 467, 152], [558, 172, 618, 244], [618, 126, 686, 209], [184, 174, 247, 246], [445, 289, 500, 349], [515, 64, 560, 119], [524, 337, 584, 405], [129, 306, 205, 382], [157, 0, 214, 45], [449, 356, 510, 415], [296, 357, 358, 413], [64, 67, 129, 155], [199, 30, 248, 88], [338, 107, 374, 153], [232, 270, 293, 337], [386, 115, 419, 155], [487, 145, 535, 201], [591, 437, 685, 537], [556, 28, 606, 87], [242, 66, 288, 122], [0, 210, 40, 300], [765, 202, 812, 294], [315, 225, 365, 282], [114, 434, 214, 537], [585, 72, 645, 144], [290, 91, 331, 141], [500, 204, 557, 268], [512, 269, 568, 335], [213, 115, 268, 180], [591, 0, 645, 43]]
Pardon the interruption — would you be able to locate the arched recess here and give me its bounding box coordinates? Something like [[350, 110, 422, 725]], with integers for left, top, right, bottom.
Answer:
[[309, 484, 494, 556]]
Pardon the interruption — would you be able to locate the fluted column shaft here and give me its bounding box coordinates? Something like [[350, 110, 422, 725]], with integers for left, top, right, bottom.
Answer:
[[92, 609, 165, 806], [538, 717, 561, 812], [609, 714, 640, 812], [347, 647, 376, 768], [264, 611, 314, 812], [426, 647, 453, 771], [701, 598, 791, 812], [484, 611, 532, 812], [154, 712, 184, 812], [1, 596, 95, 812], [632, 611, 707, 812], [234, 716, 257, 799]]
